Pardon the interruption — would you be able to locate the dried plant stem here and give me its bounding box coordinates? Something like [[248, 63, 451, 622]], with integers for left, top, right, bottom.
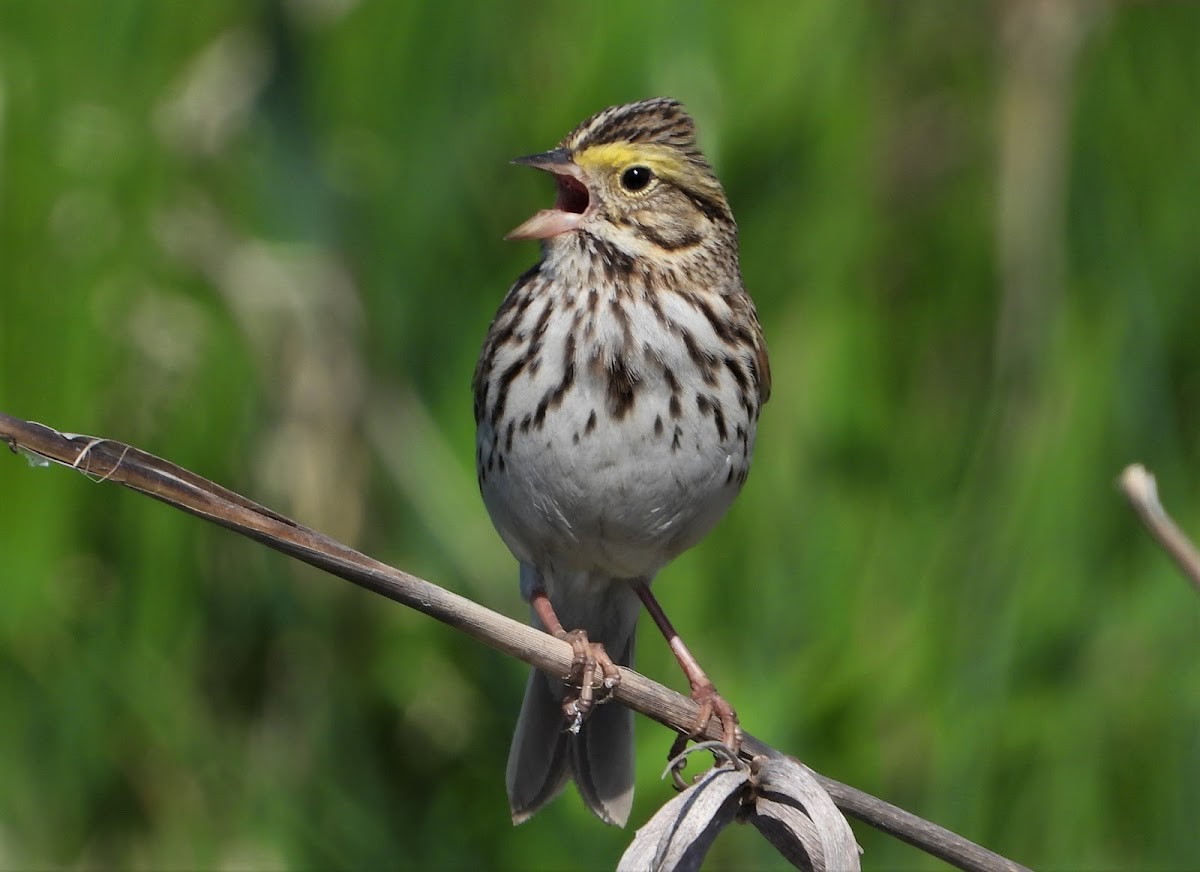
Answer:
[[0, 411, 1028, 872], [1119, 464, 1200, 594]]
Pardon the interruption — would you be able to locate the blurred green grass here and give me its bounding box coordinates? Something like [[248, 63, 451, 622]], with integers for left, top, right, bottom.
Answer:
[[1, 1, 1198, 869]]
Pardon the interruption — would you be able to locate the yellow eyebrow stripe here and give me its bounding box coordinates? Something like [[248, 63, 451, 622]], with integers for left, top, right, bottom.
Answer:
[[572, 141, 729, 213], [573, 142, 684, 176]]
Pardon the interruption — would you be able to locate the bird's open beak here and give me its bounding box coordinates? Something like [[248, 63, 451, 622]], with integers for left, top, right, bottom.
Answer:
[[506, 148, 591, 241]]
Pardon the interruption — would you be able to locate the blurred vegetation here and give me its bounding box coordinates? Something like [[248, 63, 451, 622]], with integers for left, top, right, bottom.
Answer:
[[1, 1, 1198, 869]]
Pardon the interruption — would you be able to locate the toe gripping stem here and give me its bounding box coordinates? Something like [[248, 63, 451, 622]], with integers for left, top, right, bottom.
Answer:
[[530, 591, 620, 732]]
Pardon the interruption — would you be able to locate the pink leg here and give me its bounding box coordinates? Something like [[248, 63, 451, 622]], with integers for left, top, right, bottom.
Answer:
[[635, 582, 742, 751]]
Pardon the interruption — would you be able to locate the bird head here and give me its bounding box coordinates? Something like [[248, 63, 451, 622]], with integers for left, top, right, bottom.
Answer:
[[506, 98, 736, 258]]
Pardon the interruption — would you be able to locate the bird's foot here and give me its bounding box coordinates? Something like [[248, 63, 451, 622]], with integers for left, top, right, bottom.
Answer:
[[555, 628, 621, 733], [688, 681, 742, 751], [666, 682, 743, 786]]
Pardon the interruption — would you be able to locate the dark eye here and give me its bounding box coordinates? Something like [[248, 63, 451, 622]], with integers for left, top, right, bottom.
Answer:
[[620, 165, 652, 191]]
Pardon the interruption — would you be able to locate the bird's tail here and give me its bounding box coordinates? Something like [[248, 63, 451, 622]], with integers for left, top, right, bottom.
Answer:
[[506, 607, 638, 827]]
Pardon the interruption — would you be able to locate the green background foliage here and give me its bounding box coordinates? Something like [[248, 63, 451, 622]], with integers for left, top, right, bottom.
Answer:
[[1, 1, 1198, 869]]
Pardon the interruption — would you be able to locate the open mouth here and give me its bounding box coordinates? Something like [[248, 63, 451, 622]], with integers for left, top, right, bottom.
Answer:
[[555, 174, 590, 215], [505, 151, 591, 241]]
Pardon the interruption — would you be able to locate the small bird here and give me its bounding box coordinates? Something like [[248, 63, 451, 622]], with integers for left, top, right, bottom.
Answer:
[[473, 98, 770, 828]]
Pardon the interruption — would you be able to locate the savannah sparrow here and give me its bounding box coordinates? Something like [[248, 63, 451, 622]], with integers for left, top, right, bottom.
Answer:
[[473, 98, 770, 828]]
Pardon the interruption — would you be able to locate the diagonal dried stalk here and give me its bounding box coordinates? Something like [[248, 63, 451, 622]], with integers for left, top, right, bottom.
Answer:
[[1119, 464, 1200, 594], [0, 410, 1029, 872]]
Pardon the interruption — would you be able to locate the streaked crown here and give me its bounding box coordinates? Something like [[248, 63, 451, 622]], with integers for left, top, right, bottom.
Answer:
[[561, 98, 699, 155]]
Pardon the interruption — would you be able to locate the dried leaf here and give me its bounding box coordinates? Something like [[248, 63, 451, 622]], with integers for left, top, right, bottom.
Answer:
[[618, 766, 749, 872], [749, 756, 861, 871]]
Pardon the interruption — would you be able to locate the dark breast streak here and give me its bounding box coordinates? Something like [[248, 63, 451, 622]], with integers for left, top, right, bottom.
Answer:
[[475, 261, 767, 491]]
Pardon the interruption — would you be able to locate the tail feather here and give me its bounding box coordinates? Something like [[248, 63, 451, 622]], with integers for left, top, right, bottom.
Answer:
[[506, 633, 637, 827], [569, 634, 636, 826], [506, 668, 573, 824]]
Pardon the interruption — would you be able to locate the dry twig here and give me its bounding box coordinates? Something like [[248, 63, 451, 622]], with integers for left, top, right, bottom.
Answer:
[[0, 411, 1029, 872], [1119, 463, 1200, 594]]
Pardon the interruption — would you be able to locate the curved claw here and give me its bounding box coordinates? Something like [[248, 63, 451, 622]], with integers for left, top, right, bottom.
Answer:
[[556, 629, 620, 726], [663, 685, 744, 791], [691, 682, 742, 752]]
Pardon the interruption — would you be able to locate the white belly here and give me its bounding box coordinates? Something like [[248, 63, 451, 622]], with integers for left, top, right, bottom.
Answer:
[[479, 369, 753, 580]]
